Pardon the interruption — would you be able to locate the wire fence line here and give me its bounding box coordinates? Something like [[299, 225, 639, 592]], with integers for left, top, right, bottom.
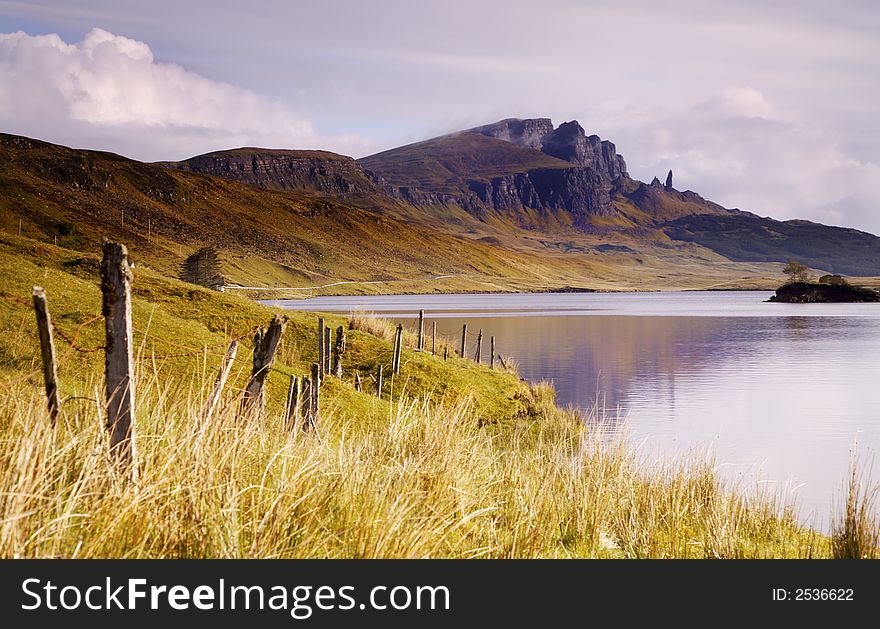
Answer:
[[2, 290, 255, 361]]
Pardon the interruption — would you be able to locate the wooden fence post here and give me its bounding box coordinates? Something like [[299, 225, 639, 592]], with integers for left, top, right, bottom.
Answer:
[[443, 344, 448, 361], [100, 240, 138, 479], [301, 377, 312, 430], [393, 324, 403, 374], [417, 309, 425, 350], [310, 362, 321, 426], [317, 318, 325, 377], [333, 325, 346, 377], [203, 340, 238, 424], [284, 375, 300, 430], [460, 324, 468, 358], [431, 321, 436, 356], [475, 329, 483, 363], [376, 364, 383, 396], [242, 315, 288, 415], [324, 327, 332, 375], [31, 286, 60, 425], [490, 336, 496, 369]]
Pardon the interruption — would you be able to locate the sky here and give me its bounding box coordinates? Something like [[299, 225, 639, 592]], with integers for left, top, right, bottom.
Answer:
[[1, 0, 879, 233]]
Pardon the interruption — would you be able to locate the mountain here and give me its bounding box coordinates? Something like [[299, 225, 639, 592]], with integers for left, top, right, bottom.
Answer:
[[358, 118, 726, 231], [357, 118, 880, 276], [4, 121, 880, 291]]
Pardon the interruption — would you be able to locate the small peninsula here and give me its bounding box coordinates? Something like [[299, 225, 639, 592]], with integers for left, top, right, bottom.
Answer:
[[769, 281, 880, 303]]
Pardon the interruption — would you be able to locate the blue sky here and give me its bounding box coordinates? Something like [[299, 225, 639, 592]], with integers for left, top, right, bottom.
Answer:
[[2, 0, 879, 233]]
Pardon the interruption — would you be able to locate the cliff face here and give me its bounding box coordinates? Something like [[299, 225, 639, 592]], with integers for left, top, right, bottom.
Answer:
[[467, 167, 615, 225], [160, 149, 381, 196], [539, 121, 628, 181]]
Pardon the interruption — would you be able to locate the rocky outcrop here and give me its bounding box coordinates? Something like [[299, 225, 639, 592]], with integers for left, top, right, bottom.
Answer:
[[468, 118, 629, 183], [768, 282, 880, 303], [469, 118, 555, 150], [540, 121, 628, 181], [160, 149, 380, 195], [665, 170, 673, 189], [466, 166, 614, 225]]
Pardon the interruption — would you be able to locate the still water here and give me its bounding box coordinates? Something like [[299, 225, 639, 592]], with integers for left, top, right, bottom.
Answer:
[[267, 291, 880, 526]]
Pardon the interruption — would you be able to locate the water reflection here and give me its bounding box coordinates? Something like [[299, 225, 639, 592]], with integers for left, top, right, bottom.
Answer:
[[271, 292, 880, 527]]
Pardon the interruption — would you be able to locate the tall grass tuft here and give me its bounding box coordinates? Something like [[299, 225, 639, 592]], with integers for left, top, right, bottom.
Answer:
[[831, 453, 879, 559]]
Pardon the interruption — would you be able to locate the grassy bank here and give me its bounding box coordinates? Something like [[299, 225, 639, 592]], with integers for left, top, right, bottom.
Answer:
[[0, 234, 875, 558]]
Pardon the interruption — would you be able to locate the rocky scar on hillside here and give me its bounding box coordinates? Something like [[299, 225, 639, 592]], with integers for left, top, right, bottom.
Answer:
[[159, 149, 381, 195], [768, 282, 880, 303]]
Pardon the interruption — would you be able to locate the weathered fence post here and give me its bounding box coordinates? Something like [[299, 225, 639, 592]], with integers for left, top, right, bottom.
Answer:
[[475, 329, 483, 363], [392, 323, 403, 374], [490, 336, 496, 369], [417, 309, 425, 350], [301, 377, 312, 430], [241, 315, 288, 415], [32, 286, 60, 425], [431, 321, 436, 356], [354, 371, 362, 392], [310, 362, 321, 426], [101, 240, 138, 479], [376, 364, 383, 396], [324, 327, 332, 375], [333, 325, 346, 377], [443, 344, 448, 361], [284, 375, 300, 430], [203, 340, 238, 424], [460, 324, 467, 358], [317, 318, 325, 377]]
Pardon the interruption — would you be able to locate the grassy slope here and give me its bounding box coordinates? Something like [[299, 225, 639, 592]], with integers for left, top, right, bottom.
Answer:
[[664, 213, 880, 277], [0, 233, 529, 424], [0, 233, 837, 558]]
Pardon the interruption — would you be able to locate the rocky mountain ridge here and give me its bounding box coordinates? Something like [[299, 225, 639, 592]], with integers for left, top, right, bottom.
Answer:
[[159, 148, 381, 196]]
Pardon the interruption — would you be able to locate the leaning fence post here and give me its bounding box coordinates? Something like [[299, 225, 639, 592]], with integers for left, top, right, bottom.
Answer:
[[101, 240, 138, 479], [460, 324, 467, 358], [241, 315, 288, 415], [32, 286, 60, 425], [475, 329, 483, 363], [376, 364, 383, 396], [393, 324, 403, 374], [431, 321, 436, 356], [417, 309, 425, 350], [203, 340, 238, 424], [284, 375, 300, 430], [490, 336, 496, 369]]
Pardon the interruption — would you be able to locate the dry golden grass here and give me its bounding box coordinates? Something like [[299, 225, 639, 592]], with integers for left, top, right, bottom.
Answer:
[[832, 454, 879, 559], [0, 366, 835, 559]]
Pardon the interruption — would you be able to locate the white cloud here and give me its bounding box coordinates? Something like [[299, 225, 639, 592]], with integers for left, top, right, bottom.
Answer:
[[0, 28, 369, 160], [594, 87, 880, 234]]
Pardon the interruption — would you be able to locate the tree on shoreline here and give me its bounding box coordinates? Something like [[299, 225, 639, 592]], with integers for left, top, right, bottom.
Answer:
[[782, 260, 811, 283]]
